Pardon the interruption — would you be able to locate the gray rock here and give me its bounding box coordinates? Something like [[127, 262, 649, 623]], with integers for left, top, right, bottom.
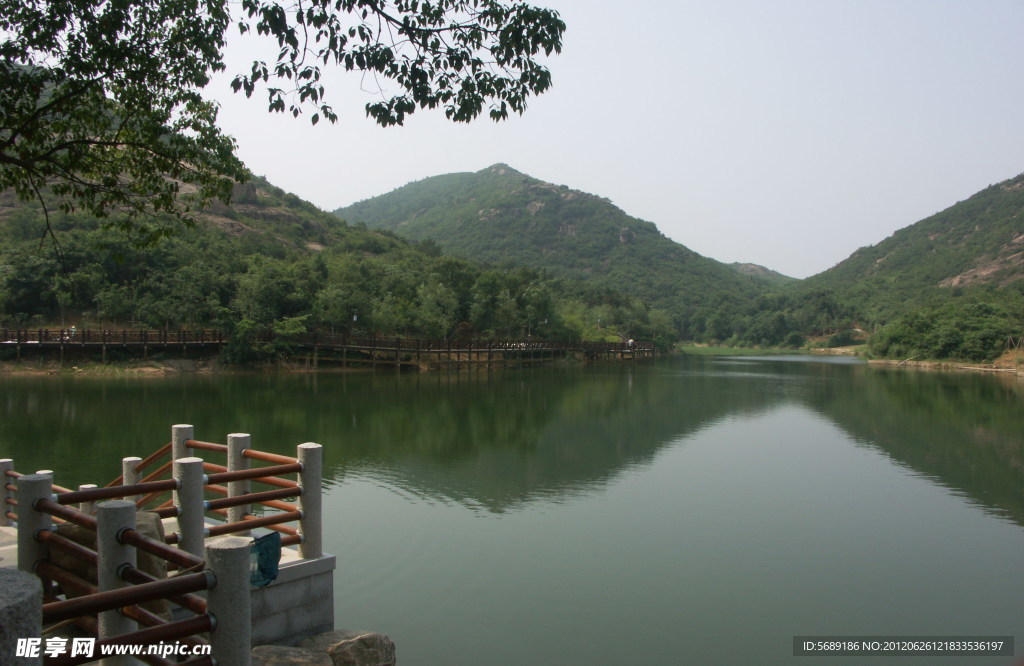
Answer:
[[298, 630, 396, 666], [252, 644, 333, 665], [0, 569, 42, 666], [326, 634, 396, 666], [297, 630, 364, 653]]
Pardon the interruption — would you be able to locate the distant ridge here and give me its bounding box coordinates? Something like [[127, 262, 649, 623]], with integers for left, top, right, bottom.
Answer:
[[335, 164, 770, 333]]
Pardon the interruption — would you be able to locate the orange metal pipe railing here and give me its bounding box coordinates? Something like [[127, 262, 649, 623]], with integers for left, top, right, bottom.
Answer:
[[206, 510, 302, 537], [207, 508, 299, 536], [138, 460, 174, 485], [105, 442, 172, 487], [206, 463, 301, 485], [37, 498, 97, 531], [120, 566, 207, 615], [120, 528, 205, 571], [205, 486, 300, 511], [47, 615, 214, 666], [37, 530, 98, 567], [57, 479, 179, 505], [151, 505, 180, 519], [186, 439, 228, 454], [243, 449, 298, 465], [37, 562, 95, 597], [42, 572, 210, 623]]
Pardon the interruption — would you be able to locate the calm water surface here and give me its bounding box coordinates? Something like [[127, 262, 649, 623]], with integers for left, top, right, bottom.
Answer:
[[2, 356, 1023, 665]]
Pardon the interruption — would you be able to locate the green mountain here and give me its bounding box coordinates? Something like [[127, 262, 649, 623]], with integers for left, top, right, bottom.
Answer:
[[800, 172, 1024, 322], [334, 163, 769, 335]]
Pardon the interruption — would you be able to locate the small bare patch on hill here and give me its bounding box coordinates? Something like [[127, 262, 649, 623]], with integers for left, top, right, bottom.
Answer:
[[939, 232, 1024, 288]]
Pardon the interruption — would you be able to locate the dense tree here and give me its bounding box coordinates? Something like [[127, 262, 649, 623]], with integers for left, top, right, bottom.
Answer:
[[0, 0, 565, 239], [0, 0, 241, 242], [869, 298, 1020, 362]]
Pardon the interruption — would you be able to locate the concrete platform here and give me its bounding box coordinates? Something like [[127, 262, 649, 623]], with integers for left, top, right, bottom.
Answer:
[[0, 525, 17, 569]]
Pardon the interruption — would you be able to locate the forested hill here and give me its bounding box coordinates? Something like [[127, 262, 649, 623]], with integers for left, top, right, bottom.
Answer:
[[798, 172, 1024, 322], [0, 176, 681, 350], [334, 163, 770, 336]]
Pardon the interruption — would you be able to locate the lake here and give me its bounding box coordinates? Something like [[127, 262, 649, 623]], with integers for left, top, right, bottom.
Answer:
[[2, 355, 1023, 664]]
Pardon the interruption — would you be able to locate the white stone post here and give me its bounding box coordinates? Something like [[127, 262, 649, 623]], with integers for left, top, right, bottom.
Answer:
[[16, 473, 52, 574], [121, 456, 142, 504], [297, 443, 323, 559], [0, 458, 12, 526], [205, 536, 252, 665], [96, 500, 138, 666], [172, 424, 194, 464], [227, 434, 251, 534], [173, 457, 206, 559], [78, 484, 98, 515]]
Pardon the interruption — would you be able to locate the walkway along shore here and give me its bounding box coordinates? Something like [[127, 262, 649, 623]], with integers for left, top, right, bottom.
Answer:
[[1, 328, 656, 371]]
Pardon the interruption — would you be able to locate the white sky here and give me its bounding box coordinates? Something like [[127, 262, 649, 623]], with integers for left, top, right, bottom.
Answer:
[[207, 0, 1024, 279]]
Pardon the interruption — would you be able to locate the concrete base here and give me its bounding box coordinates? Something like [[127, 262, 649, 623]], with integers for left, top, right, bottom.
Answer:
[[251, 552, 336, 647]]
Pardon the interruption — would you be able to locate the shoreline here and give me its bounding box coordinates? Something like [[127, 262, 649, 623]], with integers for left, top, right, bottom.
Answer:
[[3, 352, 1020, 378], [866, 358, 1022, 375]]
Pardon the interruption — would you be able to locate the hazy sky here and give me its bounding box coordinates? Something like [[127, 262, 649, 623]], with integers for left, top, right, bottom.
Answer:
[[208, 0, 1024, 279]]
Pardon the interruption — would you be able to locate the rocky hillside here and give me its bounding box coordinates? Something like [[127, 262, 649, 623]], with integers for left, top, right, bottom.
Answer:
[[730, 262, 796, 284], [799, 172, 1024, 321]]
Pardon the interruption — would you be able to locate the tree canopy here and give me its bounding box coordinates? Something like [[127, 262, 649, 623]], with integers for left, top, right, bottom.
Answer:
[[0, 0, 564, 240]]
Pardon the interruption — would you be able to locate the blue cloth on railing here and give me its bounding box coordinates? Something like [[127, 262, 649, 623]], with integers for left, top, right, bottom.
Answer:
[[250, 531, 281, 587]]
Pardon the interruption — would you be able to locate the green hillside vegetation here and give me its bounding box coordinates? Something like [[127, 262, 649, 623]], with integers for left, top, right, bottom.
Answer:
[[5, 162, 1023, 365], [336, 165, 1024, 361], [0, 179, 678, 361], [335, 164, 769, 338], [791, 173, 1024, 361], [799, 173, 1024, 324], [710, 174, 1024, 359]]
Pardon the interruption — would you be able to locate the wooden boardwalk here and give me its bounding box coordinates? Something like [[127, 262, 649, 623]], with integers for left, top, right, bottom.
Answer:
[[0, 329, 655, 369]]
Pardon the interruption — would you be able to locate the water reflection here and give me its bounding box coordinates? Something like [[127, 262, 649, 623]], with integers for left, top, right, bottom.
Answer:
[[1, 357, 1022, 525]]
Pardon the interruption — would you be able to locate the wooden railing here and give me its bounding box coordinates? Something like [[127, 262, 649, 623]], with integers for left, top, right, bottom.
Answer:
[[0, 329, 223, 345], [0, 328, 654, 353]]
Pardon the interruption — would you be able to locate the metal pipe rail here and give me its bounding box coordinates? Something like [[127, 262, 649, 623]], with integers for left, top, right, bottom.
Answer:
[[207, 507, 301, 537], [46, 615, 215, 666], [57, 479, 179, 505], [37, 498, 97, 531], [122, 603, 210, 649], [37, 529, 98, 567], [206, 462, 302, 485], [42, 571, 211, 623], [186, 439, 228, 454], [206, 510, 302, 537], [105, 442, 172, 488], [244, 449, 299, 465], [37, 561, 96, 597], [34, 497, 205, 571], [120, 527, 205, 570], [121, 566, 208, 615], [205, 486, 300, 511]]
